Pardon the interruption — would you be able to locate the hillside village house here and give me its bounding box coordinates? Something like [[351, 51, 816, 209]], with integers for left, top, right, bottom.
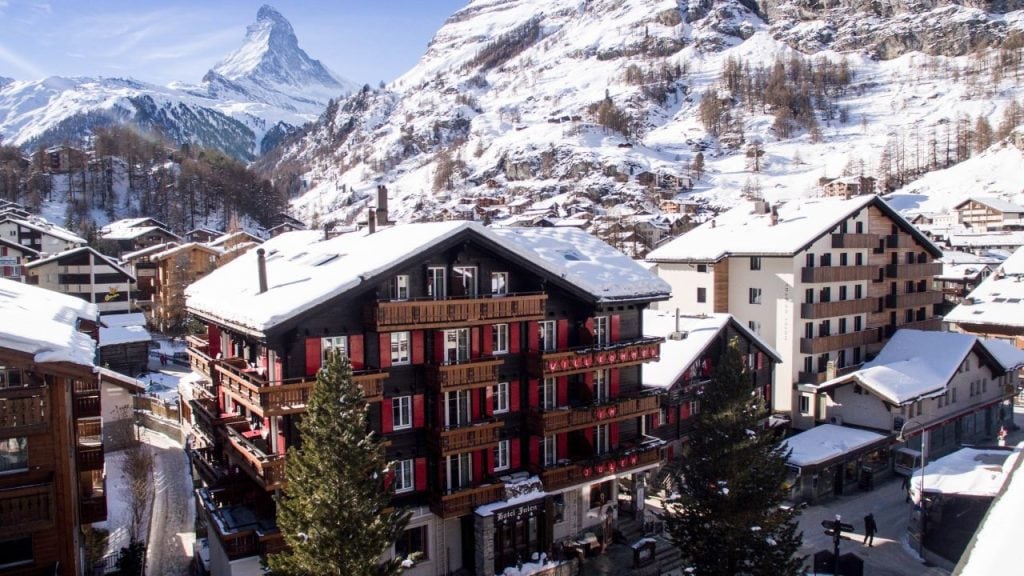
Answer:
[[819, 175, 875, 198], [99, 217, 182, 258], [934, 250, 1000, 313], [947, 230, 1024, 255], [152, 243, 222, 332], [0, 237, 38, 282], [119, 242, 179, 314], [183, 220, 672, 576], [952, 197, 1024, 232], [26, 246, 136, 316], [646, 195, 944, 429], [0, 215, 87, 255]]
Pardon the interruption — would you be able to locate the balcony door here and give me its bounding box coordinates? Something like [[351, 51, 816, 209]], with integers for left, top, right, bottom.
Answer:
[[428, 266, 447, 300], [446, 390, 472, 428], [453, 266, 478, 297], [444, 328, 471, 364], [446, 452, 472, 492], [594, 316, 609, 347], [594, 369, 609, 403]]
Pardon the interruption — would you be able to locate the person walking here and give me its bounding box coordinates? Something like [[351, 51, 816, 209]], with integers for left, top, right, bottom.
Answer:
[[863, 513, 878, 547], [901, 474, 911, 503]]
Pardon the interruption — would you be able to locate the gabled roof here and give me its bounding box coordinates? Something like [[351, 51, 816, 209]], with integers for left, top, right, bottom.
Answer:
[[0, 277, 97, 367], [101, 225, 181, 242], [646, 195, 941, 263], [187, 222, 670, 335], [120, 242, 180, 262], [0, 216, 87, 244], [953, 197, 1024, 214], [151, 242, 222, 261], [0, 236, 39, 257], [207, 230, 263, 248], [782, 424, 888, 468], [946, 247, 1024, 329], [26, 246, 136, 281], [100, 217, 169, 234]]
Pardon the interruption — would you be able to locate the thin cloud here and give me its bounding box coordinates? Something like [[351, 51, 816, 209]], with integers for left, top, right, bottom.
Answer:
[[0, 42, 46, 79], [140, 28, 239, 62]]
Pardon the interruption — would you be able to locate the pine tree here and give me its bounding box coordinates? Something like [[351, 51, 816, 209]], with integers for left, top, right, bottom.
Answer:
[[266, 353, 412, 576], [662, 338, 803, 576]]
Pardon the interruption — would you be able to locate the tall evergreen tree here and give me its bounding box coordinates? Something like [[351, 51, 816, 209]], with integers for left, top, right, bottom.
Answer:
[[662, 338, 803, 576], [267, 353, 412, 576]]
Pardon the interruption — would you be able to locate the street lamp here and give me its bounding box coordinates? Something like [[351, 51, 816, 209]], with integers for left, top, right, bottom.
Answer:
[[896, 417, 929, 556]]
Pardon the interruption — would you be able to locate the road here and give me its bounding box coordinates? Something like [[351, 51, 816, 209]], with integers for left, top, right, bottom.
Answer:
[[143, 428, 195, 576]]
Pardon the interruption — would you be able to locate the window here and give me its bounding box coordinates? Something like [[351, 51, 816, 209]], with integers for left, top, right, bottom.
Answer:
[[749, 288, 762, 305], [0, 536, 32, 569], [0, 366, 25, 388], [856, 253, 863, 266], [392, 275, 409, 300], [445, 390, 472, 427], [428, 266, 446, 299], [395, 526, 428, 561], [748, 320, 761, 335], [855, 284, 863, 299], [799, 395, 811, 415], [689, 399, 700, 415], [840, 253, 848, 266], [453, 266, 478, 297], [394, 459, 414, 493], [854, 316, 863, 332], [492, 324, 509, 354], [446, 453, 472, 491], [595, 424, 610, 455], [697, 287, 706, 303], [443, 328, 471, 363], [539, 321, 556, 352], [542, 435, 557, 467], [594, 370, 609, 403], [541, 378, 556, 410], [589, 480, 613, 509], [0, 437, 28, 473], [839, 318, 847, 334], [491, 272, 509, 295], [594, 316, 609, 347], [393, 396, 412, 430], [750, 256, 762, 270], [321, 336, 347, 364], [856, 221, 864, 233], [494, 382, 509, 414], [839, 285, 847, 301], [805, 288, 814, 304], [390, 332, 410, 365], [821, 253, 832, 267], [494, 440, 510, 471], [820, 287, 831, 303], [697, 264, 708, 273]]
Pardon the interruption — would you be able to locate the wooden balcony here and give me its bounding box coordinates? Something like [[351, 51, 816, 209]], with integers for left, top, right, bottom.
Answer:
[[885, 290, 943, 309], [832, 233, 879, 249], [73, 379, 100, 396], [73, 379, 101, 418], [800, 298, 876, 319], [886, 262, 942, 278], [369, 293, 547, 331], [527, 393, 662, 435], [199, 489, 284, 560], [536, 441, 663, 492], [224, 425, 286, 491], [0, 387, 49, 434], [187, 345, 215, 381], [77, 418, 102, 445], [801, 265, 876, 284], [0, 484, 54, 537], [886, 234, 916, 249], [431, 482, 506, 519], [799, 329, 880, 355], [531, 337, 663, 378], [80, 493, 107, 524], [77, 445, 104, 471], [434, 419, 502, 455], [427, 357, 503, 391], [798, 363, 862, 385]]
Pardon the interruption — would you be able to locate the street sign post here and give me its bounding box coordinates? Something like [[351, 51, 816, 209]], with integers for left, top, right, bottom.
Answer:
[[822, 516, 855, 575]]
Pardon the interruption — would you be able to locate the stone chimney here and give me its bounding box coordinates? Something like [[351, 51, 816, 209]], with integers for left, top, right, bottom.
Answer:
[[257, 248, 268, 294], [367, 207, 376, 235], [770, 206, 779, 226], [375, 185, 389, 226], [323, 222, 335, 241]]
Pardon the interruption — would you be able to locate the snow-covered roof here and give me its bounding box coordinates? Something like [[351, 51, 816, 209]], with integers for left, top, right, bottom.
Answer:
[[641, 309, 781, 389], [0, 277, 97, 367], [955, 444, 1024, 576], [646, 195, 939, 262], [100, 324, 151, 347], [946, 247, 1024, 329], [783, 424, 888, 468], [0, 216, 87, 244], [25, 246, 136, 281], [100, 313, 147, 328], [207, 230, 263, 248], [97, 366, 146, 392], [101, 225, 163, 240], [949, 231, 1024, 249], [936, 262, 991, 282], [187, 222, 670, 334], [914, 446, 1020, 499], [120, 242, 179, 262], [151, 241, 222, 261], [954, 197, 1024, 214], [100, 217, 167, 234], [0, 236, 39, 256]]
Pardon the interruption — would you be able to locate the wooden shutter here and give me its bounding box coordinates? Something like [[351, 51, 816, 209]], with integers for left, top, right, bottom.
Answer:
[[610, 368, 620, 397], [680, 403, 690, 420], [382, 398, 394, 433], [584, 427, 594, 447], [610, 315, 621, 343], [557, 433, 567, 461], [411, 331, 424, 365], [349, 335, 365, 369], [379, 333, 392, 368], [471, 389, 481, 421], [414, 457, 427, 491], [528, 436, 540, 466], [610, 422, 619, 447], [413, 395, 425, 428], [527, 321, 539, 351], [583, 317, 595, 346], [486, 447, 495, 475], [434, 330, 445, 363], [510, 381, 521, 413], [304, 337, 321, 376], [482, 325, 493, 356], [208, 324, 221, 357], [557, 319, 569, 349], [510, 323, 521, 354], [473, 450, 483, 481], [510, 438, 521, 468], [556, 377, 568, 407], [583, 371, 594, 395], [485, 386, 494, 416], [471, 327, 481, 359], [527, 378, 539, 409]]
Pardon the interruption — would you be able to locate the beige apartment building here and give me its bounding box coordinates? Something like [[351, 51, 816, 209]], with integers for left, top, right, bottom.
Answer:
[[647, 195, 943, 428]]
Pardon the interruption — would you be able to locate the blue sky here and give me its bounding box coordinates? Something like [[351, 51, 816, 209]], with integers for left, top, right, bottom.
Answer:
[[0, 1, 467, 85]]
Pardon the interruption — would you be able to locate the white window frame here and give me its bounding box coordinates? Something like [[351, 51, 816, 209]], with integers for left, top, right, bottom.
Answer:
[[321, 336, 348, 364], [493, 382, 509, 414], [492, 324, 509, 354], [594, 369, 609, 403], [443, 328, 471, 364], [542, 435, 557, 467], [447, 452, 472, 492], [0, 437, 28, 473], [453, 265, 478, 297], [594, 316, 609, 347], [393, 275, 409, 301], [494, 439, 510, 471], [390, 331, 410, 365], [445, 390, 472, 427], [428, 266, 447, 300], [595, 424, 610, 455], [750, 256, 762, 270], [539, 320, 556, 352], [541, 377, 556, 410], [799, 395, 810, 415], [491, 271, 509, 296], [749, 287, 762, 305], [393, 396, 412, 430], [394, 459, 414, 493]]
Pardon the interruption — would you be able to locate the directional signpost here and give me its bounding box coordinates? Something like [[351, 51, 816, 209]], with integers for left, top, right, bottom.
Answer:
[[821, 515, 855, 575]]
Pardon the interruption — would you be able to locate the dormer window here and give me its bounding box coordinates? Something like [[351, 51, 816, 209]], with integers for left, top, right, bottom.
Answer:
[[491, 272, 508, 296], [391, 275, 409, 301]]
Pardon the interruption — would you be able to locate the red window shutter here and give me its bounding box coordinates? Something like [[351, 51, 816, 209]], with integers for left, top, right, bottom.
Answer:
[[382, 398, 394, 433], [1, 266, 9, 277], [527, 379, 539, 409], [278, 433, 286, 454], [413, 395, 425, 428], [652, 411, 660, 428], [557, 433, 567, 460], [260, 349, 268, 371], [757, 352, 764, 370], [667, 445, 675, 459], [527, 321, 539, 351], [349, 335, 365, 369], [485, 386, 494, 416], [384, 469, 394, 492], [486, 446, 495, 474], [528, 436, 540, 466], [556, 377, 568, 407], [510, 381, 521, 413], [611, 315, 621, 343], [411, 331, 424, 365], [305, 337, 321, 376], [415, 457, 427, 491], [583, 317, 595, 346], [274, 358, 283, 383], [473, 450, 483, 481], [667, 408, 675, 424], [680, 403, 690, 420], [434, 330, 445, 363], [471, 327, 481, 358], [557, 319, 569, 349], [510, 323, 521, 353], [482, 325, 493, 356], [471, 389, 481, 421], [610, 369, 620, 397], [583, 371, 595, 395], [584, 427, 594, 446], [379, 333, 392, 368], [510, 438, 521, 468], [610, 422, 619, 447]]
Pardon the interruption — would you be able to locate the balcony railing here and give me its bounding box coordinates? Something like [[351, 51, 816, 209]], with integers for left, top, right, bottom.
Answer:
[[527, 393, 662, 435], [198, 488, 283, 560], [434, 419, 502, 454], [798, 363, 862, 385], [430, 482, 506, 519], [224, 424, 286, 491], [0, 387, 49, 434], [886, 234, 916, 249], [187, 346, 215, 381], [885, 262, 942, 278], [536, 440, 663, 492], [77, 418, 102, 446], [884, 317, 944, 338], [832, 233, 879, 249], [427, 357, 503, 391], [800, 298, 876, 320], [884, 291, 943, 309], [531, 337, 663, 378], [369, 293, 547, 331], [80, 493, 107, 524], [77, 445, 104, 471], [0, 484, 54, 537], [801, 265, 876, 284], [799, 329, 881, 355]]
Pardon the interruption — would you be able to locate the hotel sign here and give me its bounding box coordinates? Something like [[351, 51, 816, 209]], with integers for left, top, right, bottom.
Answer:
[[495, 502, 541, 524]]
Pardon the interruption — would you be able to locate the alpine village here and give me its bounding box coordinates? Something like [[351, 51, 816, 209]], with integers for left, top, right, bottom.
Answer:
[[3, 1, 1024, 576]]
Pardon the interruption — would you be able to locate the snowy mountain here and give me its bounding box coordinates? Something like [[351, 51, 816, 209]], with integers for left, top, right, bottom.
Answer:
[[267, 0, 1024, 226], [0, 5, 355, 160]]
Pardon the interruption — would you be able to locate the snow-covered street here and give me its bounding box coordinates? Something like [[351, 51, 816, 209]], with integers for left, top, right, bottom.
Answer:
[[144, 428, 195, 576]]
